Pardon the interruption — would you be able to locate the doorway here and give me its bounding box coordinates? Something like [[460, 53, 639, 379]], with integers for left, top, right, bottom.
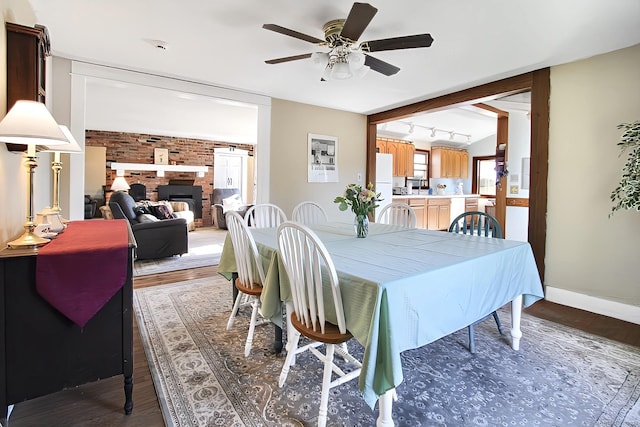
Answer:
[[366, 70, 549, 280]]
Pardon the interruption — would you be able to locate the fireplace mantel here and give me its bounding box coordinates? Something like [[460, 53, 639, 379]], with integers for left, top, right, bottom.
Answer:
[[110, 162, 208, 177]]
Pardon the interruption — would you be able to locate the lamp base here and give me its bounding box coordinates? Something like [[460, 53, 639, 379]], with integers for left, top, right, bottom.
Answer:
[[7, 229, 50, 249], [37, 207, 67, 234]]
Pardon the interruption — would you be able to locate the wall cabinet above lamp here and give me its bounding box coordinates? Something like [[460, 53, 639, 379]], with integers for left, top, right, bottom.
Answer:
[[430, 147, 469, 179]]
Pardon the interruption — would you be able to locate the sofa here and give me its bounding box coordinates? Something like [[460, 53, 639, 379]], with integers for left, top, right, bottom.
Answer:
[[84, 195, 97, 219], [165, 201, 196, 231], [210, 188, 252, 229], [109, 191, 189, 260]]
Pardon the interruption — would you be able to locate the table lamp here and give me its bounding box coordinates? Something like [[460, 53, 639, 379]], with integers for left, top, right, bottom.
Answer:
[[0, 101, 69, 248], [39, 125, 83, 233], [111, 176, 130, 192]]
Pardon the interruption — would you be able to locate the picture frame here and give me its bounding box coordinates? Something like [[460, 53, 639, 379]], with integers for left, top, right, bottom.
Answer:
[[154, 148, 169, 165], [307, 133, 338, 183]]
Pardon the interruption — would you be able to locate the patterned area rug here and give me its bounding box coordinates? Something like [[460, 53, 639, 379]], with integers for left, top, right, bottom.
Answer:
[[134, 273, 640, 426], [133, 227, 227, 277]]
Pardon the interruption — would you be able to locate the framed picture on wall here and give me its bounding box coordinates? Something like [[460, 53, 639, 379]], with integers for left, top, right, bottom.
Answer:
[[154, 148, 169, 165], [308, 133, 338, 183]]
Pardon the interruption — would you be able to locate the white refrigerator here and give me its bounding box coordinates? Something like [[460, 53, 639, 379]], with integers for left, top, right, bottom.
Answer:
[[375, 153, 393, 222]]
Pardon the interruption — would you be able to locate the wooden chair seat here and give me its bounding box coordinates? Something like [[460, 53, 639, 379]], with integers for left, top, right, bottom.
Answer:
[[234, 279, 262, 296], [291, 312, 353, 345]]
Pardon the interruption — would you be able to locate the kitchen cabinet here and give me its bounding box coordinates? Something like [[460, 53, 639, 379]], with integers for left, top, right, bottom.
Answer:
[[392, 196, 426, 228], [407, 198, 426, 228], [465, 196, 479, 212], [426, 198, 451, 230], [5, 22, 50, 152], [377, 140, 414, 176], [430, 148, 469, 179]]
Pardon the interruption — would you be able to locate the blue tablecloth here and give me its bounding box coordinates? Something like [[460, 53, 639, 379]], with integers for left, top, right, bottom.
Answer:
[[218, 222, 544, 408]]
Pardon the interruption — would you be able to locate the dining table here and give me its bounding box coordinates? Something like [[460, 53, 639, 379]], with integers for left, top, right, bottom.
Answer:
[[218, 221, 544, 427]]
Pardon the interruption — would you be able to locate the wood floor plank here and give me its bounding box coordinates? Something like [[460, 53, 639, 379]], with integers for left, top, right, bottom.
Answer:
[[7, 265, 639, 425]]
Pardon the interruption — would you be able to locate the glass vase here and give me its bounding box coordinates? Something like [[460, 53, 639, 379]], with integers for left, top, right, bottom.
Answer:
[[354, 214, 369, 238]]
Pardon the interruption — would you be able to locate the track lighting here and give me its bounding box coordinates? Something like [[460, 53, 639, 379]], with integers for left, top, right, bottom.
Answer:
[[378, 121, 472, 142]]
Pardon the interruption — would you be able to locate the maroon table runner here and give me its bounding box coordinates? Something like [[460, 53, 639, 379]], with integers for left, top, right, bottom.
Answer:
[[36, 220, 129, 327]]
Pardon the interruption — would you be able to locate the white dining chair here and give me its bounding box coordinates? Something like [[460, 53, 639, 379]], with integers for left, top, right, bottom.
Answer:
[[448, 211, 504, 353], [244, 203, 287, 228], [225, 210, 269, 357], [276, 221, 362, 427], [377, 202, 417, 228], [291, 201, 328, 225]]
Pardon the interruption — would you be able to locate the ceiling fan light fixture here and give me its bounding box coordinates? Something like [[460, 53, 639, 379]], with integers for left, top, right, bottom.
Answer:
[[331, 61, 352, 80], [311, 52, 329, 68], [349, 51, 366, 69]]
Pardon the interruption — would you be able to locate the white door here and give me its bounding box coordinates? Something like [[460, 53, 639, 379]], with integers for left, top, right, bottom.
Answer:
[[214, 148, 249, 200], [214, 155, 243, 188]]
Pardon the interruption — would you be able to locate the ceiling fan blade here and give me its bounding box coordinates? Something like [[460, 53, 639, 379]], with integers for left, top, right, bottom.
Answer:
[[364, 54, 400, 76], [363, 34, 434, 52], [262, 24, 325, 45], [265, 53, 313, 64], [340, 2, 378, 42]]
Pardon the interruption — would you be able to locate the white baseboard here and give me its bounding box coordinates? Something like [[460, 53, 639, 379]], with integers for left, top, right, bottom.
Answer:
[[545, 286, 640, 325]]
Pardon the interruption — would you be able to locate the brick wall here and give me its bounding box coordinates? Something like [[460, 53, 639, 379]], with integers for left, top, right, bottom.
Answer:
[[86, 130, 254, 227]]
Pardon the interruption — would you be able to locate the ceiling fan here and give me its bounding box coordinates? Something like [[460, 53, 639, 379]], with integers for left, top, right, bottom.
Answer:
[[263, 2, 434, 80]]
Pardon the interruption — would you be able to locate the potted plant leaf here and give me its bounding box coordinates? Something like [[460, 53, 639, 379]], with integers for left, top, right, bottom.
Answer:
[[610, 120, 640, 216]]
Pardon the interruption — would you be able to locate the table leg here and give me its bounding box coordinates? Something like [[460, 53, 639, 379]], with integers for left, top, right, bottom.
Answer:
[[510, 295, 523, 350], [376, 389, 396, 427], [231, 272, 239, 302], [274, 325, 283, 354]]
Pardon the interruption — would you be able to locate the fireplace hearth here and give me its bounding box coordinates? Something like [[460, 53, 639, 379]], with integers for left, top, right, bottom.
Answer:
[[158, 185, 203, 219]]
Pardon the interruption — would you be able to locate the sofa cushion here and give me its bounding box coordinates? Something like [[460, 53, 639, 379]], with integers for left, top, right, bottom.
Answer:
[[222, 194, 243, 212], [149, 204, 174, 220], [138, 213, 160, 223], [134, 204, 152, 216]]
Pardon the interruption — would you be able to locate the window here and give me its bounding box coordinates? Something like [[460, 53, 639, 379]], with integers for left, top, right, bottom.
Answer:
[[411, 150, 430, 188], [472, 156, 496, 196]]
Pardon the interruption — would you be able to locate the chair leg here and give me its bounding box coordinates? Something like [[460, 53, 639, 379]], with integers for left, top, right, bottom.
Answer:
[[492, 311, 504, 335], [279, 329, 301, 387], [226, 291, 243, 330], [317, 343, 335, 427], [244, 297, 260, 357], [468, 323, 476, 353]]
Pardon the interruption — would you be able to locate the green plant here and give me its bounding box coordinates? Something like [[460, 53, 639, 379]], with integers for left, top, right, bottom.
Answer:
[[610, 120, 640, 216], [334, 183, 381, 216]]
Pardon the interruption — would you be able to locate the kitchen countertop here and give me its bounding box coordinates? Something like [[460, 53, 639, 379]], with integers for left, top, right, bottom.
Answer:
[[392, 194, 479, 199]]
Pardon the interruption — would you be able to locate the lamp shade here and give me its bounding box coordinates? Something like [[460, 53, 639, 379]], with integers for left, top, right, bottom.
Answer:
[[42, 126, 83, 153], [111, 176, 130, 192], [0, 101, 68, 146]]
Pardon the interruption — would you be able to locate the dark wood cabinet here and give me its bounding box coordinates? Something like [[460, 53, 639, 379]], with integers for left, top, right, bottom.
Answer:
[[0, 237, 134, 425], [5, 22, 50, 152]]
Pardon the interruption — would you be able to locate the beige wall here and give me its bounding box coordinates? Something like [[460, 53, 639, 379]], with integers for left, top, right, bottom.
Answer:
[[269, 98, 367, 221], [84, 146, 106, 200], [546, 43, 640, 310]]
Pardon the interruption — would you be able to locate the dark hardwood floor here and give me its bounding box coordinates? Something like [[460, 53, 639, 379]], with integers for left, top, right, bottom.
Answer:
[[7, 265, 639, 426]]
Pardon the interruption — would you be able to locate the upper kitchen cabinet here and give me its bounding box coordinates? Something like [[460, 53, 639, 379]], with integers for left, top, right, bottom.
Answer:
[[377, 139, 414, 176], [5, 22, 51, 152], [430, 147, 469, 179]]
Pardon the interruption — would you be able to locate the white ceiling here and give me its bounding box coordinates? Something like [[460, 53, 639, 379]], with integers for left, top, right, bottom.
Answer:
[[27, 0, 640, 143]]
